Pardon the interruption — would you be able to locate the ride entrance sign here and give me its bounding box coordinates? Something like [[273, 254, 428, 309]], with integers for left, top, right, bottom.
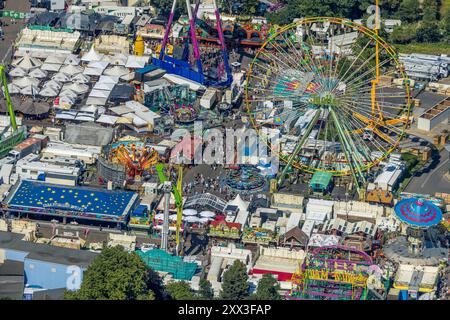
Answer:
[[0, 11, 30, 19]]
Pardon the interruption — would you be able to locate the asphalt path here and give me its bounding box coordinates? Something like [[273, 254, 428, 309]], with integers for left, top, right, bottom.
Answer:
[[0, 0, 30, 64]]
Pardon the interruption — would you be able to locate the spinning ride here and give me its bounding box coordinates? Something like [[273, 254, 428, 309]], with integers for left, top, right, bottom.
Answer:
[[109, 140, 159, 179], [245, 17, 411, 196], [289, 245, 373, 300], [224, 165, 265, 194]]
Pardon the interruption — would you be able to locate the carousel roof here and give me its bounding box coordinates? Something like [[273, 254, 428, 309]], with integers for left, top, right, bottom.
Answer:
[[394, 198, 443, 228]]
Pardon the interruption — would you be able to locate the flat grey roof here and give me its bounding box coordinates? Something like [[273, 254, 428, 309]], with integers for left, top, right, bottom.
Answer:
[[0, 231, 98, 267]]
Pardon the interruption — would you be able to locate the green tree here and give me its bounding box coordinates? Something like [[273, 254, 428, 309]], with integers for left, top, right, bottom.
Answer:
[[416, 22, 443, 42], [422, 0, 439, 21], [396, 0, 420, 22], [198, 278, 214, 300], [254, 274, 282, 300], [242, 0, 261, 15], [220, 260, 249, 300], [442, 9, 450, 39], [64, 246, 162, 300], [166, 281, 195, 300], [390, 23, 417, 43], [150, 0, 187, 17]]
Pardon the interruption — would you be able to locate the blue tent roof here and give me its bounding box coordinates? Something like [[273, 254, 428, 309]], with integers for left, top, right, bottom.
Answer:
[[394, 198, 442, 228]]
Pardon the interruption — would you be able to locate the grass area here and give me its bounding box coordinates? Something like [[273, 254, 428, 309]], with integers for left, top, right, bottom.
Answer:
[[441, 0, 450, 16], [393, 42, 450, 55]]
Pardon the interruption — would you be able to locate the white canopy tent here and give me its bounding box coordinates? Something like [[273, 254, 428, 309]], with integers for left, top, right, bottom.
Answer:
[[52, 72, 71, 83], [98, 75, 119, 84], [183, 216, 200, 223], [13, 77, 40, 88], [103, 65, 129, 77], [81, 47, 104, 62], [87, 61, 109, 70], [9, 67, 27, 77], [60, 64, 84, 76], [42, 79, 62, 91], [183, 209, 198, 216], [71, 73, 90, 84], [199, 211, 216, 218], [75, 112, 96, 122], [108, 53, 128, 66], [6, 83, 20, 94], [86, 96, 108, 106], [93, 82, 115, 91], [83, 67, 104, 76], [59, 89, 78, 100], [20, 85, 40, 96], [89, 89, 110, 98], [12, 54, 43, 70], [125, 55, 149, 69], [44, 54, 67, 65], [96, 114, 119, 125], [28, 68, 48, 79], [39, 86, 59, 97], [64, 54, 81, 66], [63, 82, 89, 94], [41, 63, 62, 72], [55, 110, 77, 120]]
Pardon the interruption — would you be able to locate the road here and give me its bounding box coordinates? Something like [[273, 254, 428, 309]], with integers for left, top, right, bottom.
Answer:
[[0, 0, 30, 64], [404, 148, 450, 195]]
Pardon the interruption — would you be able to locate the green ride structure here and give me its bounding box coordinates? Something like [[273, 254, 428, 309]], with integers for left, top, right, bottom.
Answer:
[[0, 65, 26, 159]]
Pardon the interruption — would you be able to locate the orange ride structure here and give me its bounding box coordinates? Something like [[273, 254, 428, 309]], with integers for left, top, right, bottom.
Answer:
[[289, 245, 373, 300], [108, 140, 159, 180]]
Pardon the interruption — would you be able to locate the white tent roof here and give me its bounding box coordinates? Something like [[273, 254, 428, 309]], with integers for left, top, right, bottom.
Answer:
[[6, 83, 20, 94], [96, 114, 119, 125], [42, 79, 62, 90], [60, 64, 84, 76], [75, 112, 96, 122], [55, 110, 77, 120], [125, 100, 148, 112], [103, 65, 129, 77], [79, 105, 98, 113], [41, 63, 62, 72], [125, 55, 149, 69], [57, 95, 76, 106], [9, 67, 27, 77], [39, 86, 59, 97], [89, 89, 110, 98], [52, 72, 71, 83], [122, 113, 147, 127], [86, 96, 108, 106], [44, 54, 67, 65], [28, 68, 48, 79], [59, 89, 78, 99], [13, 77, 40, 88], [64, 54, 81, 66], [63, 82, 89, 94], [108, 53, 128, 66], [81, 47, 104, 62], [93, 82, 115, 91], [71, 73, 90, 84], [13, 54, 43, 70], [227, 194, 249, 213], [88, 61, 109, 70], [98, 75, 119, 84], [20, 85, 40, 96], [120, 72, 135, 81], [110, 105, 133, 116], [83, 67, 104, 76], [183, 209, 198, 216]]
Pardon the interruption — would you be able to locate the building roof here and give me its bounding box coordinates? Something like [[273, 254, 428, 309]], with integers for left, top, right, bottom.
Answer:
[[283, 226, 309, 245], [309, 171, 332, 189], [394, 198, 443, 228], [0, 231, 98, 267]]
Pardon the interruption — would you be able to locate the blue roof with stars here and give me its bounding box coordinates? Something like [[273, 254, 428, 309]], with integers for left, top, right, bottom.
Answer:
[[7, 180, 138, 221]]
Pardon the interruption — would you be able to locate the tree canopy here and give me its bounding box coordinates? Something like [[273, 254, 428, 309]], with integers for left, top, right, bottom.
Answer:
[[254, 274, 282, 300], [198, 278, 215, 300], [64, 246, 163, 300], [166, 281, 196, 300], [220, 260, 249, 300]]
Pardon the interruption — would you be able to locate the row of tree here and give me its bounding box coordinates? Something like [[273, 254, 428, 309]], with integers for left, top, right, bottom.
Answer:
[[65, 247, 281, 300]]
